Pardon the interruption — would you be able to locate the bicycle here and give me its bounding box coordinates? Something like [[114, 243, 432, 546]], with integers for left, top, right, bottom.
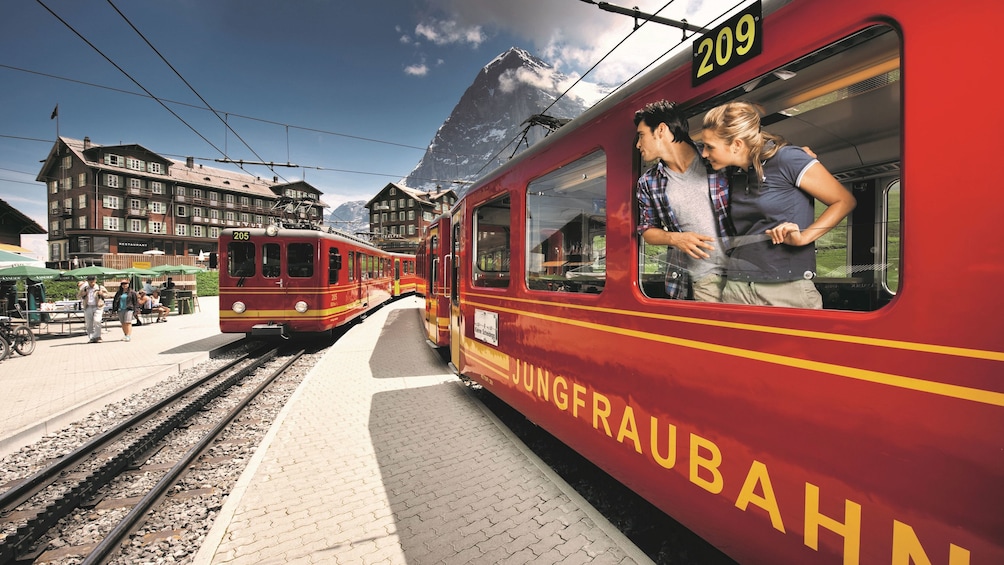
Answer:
[[0, 334, 9, 361], [0, 316, 35, 356]]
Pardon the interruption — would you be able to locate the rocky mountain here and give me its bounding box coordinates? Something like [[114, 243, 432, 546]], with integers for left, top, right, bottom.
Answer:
[[324, 47, 595, 231], [324, 200, 370, 238], [403, 47, 592, 193]]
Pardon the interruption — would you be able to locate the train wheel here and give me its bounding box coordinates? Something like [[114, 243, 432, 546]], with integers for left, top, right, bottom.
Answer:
[[12, 326, 35, 356]]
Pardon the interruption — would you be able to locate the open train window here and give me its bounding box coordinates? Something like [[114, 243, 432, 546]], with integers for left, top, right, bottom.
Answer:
[[288, 243, 314, 278], [527, 151, 607, 294], [638, 25, 900, 311], [472, 195, 511, 288]]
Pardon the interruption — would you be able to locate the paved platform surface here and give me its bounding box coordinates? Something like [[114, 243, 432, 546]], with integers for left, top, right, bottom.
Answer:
[[194, 296, 652, 565], [0, 295, 242, 457]]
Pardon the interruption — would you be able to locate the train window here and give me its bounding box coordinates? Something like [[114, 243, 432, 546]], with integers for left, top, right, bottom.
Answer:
[[262, 243, 280, 278], [639, 25, 900, 311], [227, 242, 255, 277], [472, 195, 511, 288], [526, 151, 607, 294], [328, 248, 340, 285], [288, 243, 314, 278], [348, 252, 354, 282], [429, 235, 438, 292]]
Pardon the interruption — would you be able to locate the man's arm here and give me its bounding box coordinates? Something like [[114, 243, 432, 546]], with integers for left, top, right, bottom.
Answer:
[[642, 227, 716, 259]]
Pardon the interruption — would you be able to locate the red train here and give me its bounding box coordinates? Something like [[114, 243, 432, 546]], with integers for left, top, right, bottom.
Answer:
[[218, 225, 415, 337], [423, 0, 1004, 563]]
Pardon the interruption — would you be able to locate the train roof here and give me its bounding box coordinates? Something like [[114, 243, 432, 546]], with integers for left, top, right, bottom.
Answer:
[[221, 225, 384, 251]]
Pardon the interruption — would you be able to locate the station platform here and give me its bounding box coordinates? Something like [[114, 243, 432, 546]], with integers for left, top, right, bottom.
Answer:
[[0, 295, 242, 458], [194, 296, 652, 565]]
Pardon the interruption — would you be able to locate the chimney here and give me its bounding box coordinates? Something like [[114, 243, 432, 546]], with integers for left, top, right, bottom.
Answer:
[[186, 157, 194, 168], [83, 136, 91, 150]]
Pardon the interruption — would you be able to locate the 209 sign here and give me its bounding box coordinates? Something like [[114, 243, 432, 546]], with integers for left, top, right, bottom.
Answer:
[[692, 0, 762, 86]]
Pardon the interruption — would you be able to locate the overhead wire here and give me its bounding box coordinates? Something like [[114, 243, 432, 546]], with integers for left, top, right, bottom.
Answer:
[[0, 61, 475, 185], [104, 0, 286, 183], [34, 0, 239, 178], [0, 63, 438, 155], [596, 0, 751, 105]]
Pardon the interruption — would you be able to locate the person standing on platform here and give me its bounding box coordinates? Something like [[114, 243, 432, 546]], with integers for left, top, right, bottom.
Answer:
[[111, 280, 139, 342], [78, 275, 106, 343]]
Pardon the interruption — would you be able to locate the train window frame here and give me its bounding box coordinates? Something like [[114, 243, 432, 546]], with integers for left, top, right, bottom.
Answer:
[[882, 179, 901, 295], [637, 25, 900, 311], [472, 195, 511, 289], [287, 243, 314, 278], [227, 241, 255, 277], [526, 150, 607, 295]]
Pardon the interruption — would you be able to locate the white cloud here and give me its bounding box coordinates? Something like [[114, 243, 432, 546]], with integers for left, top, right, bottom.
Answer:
[[498, 67, 557, 94], [404, 63, 429, 76], [415, 19, 486, 47]]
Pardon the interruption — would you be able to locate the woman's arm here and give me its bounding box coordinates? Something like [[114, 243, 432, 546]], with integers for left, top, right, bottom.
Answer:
[[766, 161, 856, 246]]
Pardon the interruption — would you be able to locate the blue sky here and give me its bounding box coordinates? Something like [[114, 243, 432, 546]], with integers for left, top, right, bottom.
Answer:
[[0, 0, 750, 258]]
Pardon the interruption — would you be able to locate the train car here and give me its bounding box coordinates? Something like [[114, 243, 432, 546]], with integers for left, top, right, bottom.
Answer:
[[440, 1, 1004, 563], [418, 214, 453, 347], [218, 225, 408, 337], [390, 252, 418, 298]]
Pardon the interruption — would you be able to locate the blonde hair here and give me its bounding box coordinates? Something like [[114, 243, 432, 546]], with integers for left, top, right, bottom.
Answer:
[[702, 101, 787, 183]]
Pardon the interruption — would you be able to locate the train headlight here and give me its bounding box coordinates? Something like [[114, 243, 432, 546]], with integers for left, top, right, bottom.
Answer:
[[294, 301, 308, 313], [265, 224, 279, 237], [232, 301, 247, 314]]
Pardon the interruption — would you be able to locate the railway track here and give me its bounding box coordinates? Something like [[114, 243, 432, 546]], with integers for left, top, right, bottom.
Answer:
[[0, 341, 315, 564]]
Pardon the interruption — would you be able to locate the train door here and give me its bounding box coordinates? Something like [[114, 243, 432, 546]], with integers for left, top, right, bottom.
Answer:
[[357, 250, 365, 305], [393, 258, 401, 296], [449, 206, 464, 371], [360, 252, 368, 307], [425, 229, 440, 343], [262, 240, 286, 317]]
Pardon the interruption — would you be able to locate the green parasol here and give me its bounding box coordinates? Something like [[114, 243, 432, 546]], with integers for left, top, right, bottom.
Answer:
[[150, 264, 204, 275], [0, 264, 64, 281], [61, 265, 128, 280]]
